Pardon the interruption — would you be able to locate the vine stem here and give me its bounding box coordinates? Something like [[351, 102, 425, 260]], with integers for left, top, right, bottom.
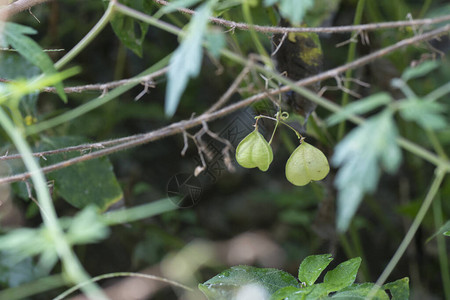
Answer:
[[54, 0, 116, 70], [337, 0, 365, 141], [2, 7, 450, 184], [367, 167, 447, 299], [152, 0, 450, 34], [53, 272, 193, 300], [0, 106, 108, 300]]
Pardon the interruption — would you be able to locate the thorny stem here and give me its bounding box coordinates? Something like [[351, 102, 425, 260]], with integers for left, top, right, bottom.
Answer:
[[152, 0, 450, 34]]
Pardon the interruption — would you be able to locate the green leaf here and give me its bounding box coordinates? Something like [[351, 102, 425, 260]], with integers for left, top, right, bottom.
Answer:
[[326, 93, 392, 126], [383, 277, 409, 300], [199, 265, 299, 300], [205, 27, 226, 58], [426, 220, 450, 243], [271, 284, 329, 300], [398, 98, 448, 130], [165, 2, 212, 117], [401, 60, 440, 82], [331, 283, 389, 299], [0, 53, 40, 119], [298, 254, 333, 286], [323, 257, 361, 293], [108, 0, 153, 57], [66, 206, 110, 245], [37, 136, 123, 211], [264, 0, 314, 25], [155, 0, 202, 17], [332, 110, 402, 231], [236, 129, 273, 171], [270, 286, 306, 300], [2, 22, 67, 103]]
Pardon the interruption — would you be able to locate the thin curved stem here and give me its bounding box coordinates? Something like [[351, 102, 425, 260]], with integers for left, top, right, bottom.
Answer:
[[367, 167, 447, 299], [54, 0, 116, 70], [53, 272, 193, 300]]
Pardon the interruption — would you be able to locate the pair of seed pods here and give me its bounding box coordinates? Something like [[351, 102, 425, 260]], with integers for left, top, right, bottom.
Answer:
[[235, 130, 329, 186]]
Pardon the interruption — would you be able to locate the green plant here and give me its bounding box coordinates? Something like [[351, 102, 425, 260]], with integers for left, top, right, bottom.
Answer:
[[235, 111, 330, 185], [0, 0, 449, 299], [199, 254, 409, 299]]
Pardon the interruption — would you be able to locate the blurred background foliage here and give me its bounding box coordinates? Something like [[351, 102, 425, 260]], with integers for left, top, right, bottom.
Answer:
[[0, 0, 449, 299]]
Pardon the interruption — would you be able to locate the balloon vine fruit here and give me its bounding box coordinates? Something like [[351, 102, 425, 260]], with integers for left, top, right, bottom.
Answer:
[[235, 129, 273, 172], [235, 111, 330, 186], [285, 141, 330, 186]]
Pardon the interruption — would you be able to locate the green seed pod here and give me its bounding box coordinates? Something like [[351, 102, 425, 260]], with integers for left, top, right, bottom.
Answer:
[[285, 141, 329, 186], [236, 130, 273, 172]]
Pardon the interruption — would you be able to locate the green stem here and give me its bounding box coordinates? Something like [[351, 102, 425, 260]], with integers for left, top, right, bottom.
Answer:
[[349, 224, 370, 282], [432, 195, 450, 300], [111, 2, 450, 173], [337, 0, 365, 141], [268, 114, 280, 144], [425, 81, 450, 102], [418, 0, 433, 19], [241, 1, 272, 67], [26, 55, 171, 135], [425, 129, 448, 160], [54, 0, 116, 70], [339, 233, 356, 259], [0, 275, 65, 300], [53, 272, 193, 300], [0, 107, 108, 300], [368, 167, 447, 299], [256, 114, 302, 141]]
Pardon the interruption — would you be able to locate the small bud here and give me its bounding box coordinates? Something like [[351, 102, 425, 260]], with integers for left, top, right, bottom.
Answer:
[[285, 141, 329, 186], [236, 130, 273, 172]]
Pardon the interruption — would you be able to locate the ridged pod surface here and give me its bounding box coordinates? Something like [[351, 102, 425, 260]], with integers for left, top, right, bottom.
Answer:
[[236, 130, 273, 172], [285, 141, 329, 186]]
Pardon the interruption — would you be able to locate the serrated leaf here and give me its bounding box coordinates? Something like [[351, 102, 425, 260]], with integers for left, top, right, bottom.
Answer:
[[107, 0, 152, 57], [165, 2, 212, 117], [37, 136, 123, 211], [401, 61, 440, 81], [383, 278, 409, 300], [332, 110, 402, 231], [264, 0, 314, 25], [298, 254, 333, 286], [323, 257, 361, 293], [326, 93, 392, 126], [331, 283, 389, 300], [199, 265, 299, 300], [398, 98, 447, 130], [2, 22, 67, 103]]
